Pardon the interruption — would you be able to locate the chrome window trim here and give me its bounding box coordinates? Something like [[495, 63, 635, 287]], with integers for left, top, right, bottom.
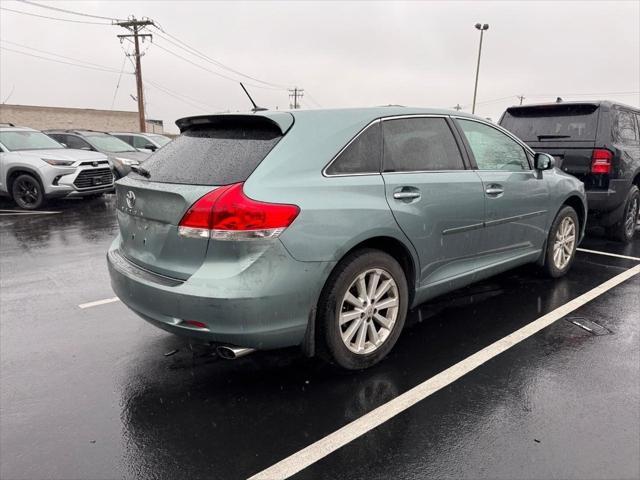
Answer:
[[453, 115, 535, 170], [323, 114, 465, 178]]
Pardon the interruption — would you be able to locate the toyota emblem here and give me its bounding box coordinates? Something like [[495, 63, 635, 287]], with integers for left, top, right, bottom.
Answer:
[[126, 190, 136, 209]]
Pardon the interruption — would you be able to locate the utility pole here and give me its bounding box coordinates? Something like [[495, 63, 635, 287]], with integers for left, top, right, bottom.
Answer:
[[288, 87, 304, 109], [116, 17, 155, 132], [471, 23, 489, 114], [517, 95, 525, 105], [454, 103, 462, 111]]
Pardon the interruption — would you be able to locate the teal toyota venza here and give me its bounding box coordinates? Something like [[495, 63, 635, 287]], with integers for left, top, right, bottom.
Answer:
[[107, 107, 587, 369]]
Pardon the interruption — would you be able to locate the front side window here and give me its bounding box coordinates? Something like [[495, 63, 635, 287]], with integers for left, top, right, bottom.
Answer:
[[615, 110, 638, 143], [382, 117, 464, 172], [326, 122, 382, 175], [458, 119, 530, 171], [0, 131, 64, 151]]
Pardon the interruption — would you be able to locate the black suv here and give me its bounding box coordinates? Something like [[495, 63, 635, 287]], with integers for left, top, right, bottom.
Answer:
[[500, 101, 640, 242]]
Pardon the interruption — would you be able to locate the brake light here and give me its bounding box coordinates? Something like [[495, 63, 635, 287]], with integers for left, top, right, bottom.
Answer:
[[178, 183, 299, 241], [591, 149, 612, 174]]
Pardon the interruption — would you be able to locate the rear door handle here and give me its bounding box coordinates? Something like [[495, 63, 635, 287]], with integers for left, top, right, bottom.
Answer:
[[393, 191, 421, 200], [485, 185, 504, 196]]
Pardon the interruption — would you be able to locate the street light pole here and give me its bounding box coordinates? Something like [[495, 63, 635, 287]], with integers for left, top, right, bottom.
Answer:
[[471, 23, 489, 114]]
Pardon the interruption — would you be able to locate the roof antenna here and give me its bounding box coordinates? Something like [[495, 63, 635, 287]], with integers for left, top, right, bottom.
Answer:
[[240, 83, 267, 112]]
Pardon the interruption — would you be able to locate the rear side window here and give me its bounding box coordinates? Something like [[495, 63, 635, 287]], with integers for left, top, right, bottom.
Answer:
[[500, 104, 599, 141], [326, 122, 382, 175], [65, 135, 93, 150], [383, 117, 464, 172], [137, 119, 282, 185], [614, 110, 638, 143]]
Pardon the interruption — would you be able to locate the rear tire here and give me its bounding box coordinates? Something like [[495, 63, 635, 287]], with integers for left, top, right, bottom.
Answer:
[[606, 185, 639, 243], [318, 249, 408, 370], [11, 174, 45, 210], [542, 206, 579, 278]]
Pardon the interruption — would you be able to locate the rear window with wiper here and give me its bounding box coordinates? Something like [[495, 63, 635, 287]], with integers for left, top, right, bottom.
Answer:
[[500, 104, 599, 142], [133, 117, 283, 185]]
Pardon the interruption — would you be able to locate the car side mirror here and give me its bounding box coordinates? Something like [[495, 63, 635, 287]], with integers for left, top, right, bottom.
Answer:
[[534, 152, 555, 171], [60, 142, 68, 148], [143, 144, 157, 151]]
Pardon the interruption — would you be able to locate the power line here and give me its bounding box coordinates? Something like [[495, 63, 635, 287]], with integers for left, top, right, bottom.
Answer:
[[152, 27, 288, 90], [0, 39, 131, 72], [304, 91, 323, 108], [0, 46, 130, 74], [145, 80, 220, 113], [151, 41, 277, 91], [110, 55, 128, 110], [0, 6, 112, 25], [17, 0, 123, 22]]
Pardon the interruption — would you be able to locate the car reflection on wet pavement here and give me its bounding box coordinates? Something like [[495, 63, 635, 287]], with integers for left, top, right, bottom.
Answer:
[[1, 195, 638, 480]]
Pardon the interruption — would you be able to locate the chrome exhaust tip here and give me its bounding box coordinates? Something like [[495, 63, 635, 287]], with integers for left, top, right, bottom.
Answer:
[[216, 345, 256, 360]]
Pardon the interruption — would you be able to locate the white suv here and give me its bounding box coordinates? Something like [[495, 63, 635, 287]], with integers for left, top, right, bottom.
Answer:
[[0, 125, 114, 209]]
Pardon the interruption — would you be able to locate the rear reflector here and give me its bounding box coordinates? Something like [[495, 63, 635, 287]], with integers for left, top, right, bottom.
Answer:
[[183, 320, 208, 329], [178, 183, 299, 241], [591, 148, 612, 174]]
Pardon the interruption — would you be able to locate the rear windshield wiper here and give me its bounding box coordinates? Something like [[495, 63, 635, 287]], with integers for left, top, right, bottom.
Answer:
[[536, 134, 571, 140], [131, 165, 151, 178]]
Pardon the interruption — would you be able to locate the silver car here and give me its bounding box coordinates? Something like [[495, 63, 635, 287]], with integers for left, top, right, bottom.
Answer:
[[0, 125, 114, 209]]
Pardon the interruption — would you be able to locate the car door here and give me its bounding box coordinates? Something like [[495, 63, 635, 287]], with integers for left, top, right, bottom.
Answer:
[[455, 118, 549, 265], [381, 116, 486, 287]]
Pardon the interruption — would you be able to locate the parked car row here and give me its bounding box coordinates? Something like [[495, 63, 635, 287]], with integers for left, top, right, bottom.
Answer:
[[0, 124, 171, 209]]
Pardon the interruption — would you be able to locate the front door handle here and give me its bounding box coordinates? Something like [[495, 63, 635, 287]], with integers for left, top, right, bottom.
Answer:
[[485, 185, 504, 196], [393, 191, 421, 200]]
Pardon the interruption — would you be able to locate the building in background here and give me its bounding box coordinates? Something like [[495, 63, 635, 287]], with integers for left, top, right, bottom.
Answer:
[[0, 104, 164, 133]]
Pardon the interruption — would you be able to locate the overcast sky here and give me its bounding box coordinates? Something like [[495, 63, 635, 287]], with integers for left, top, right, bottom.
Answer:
[[1, 0, 639, 133]]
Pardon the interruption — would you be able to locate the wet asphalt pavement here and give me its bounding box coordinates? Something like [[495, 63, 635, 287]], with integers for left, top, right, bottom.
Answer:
[[1, 194, 639, 480]]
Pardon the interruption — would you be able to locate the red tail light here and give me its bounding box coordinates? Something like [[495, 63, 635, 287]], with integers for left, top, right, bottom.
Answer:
[[591, 149, 613, 174], [178, 183, 299, 240]]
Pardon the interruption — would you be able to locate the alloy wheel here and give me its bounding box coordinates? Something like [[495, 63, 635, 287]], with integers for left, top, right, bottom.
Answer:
[[339, 268, 399, 355], [553, 216, 576, 270], [15, 178, 40, 208]]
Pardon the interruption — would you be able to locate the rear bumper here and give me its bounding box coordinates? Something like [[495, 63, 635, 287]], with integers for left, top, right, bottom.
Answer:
[[586, 179, 630, 213], [107, 238, 335, 350]]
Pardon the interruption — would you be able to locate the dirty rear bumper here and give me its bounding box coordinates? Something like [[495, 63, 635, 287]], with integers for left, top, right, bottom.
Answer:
[[107, 237, 334, 350]]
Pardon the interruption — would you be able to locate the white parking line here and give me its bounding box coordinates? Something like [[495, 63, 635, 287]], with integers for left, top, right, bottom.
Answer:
[[248, 264, 640, 480], [0, 210, 61, 215], [576, 247, 640, 262], [78, 297, 120, 309]]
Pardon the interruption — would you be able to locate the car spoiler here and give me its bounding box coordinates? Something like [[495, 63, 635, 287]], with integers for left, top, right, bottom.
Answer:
[[175, 112, 295, 135]]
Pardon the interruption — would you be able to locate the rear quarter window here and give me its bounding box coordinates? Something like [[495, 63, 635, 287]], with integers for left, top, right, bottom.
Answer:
[[136, 121, 282, 185], [326, 122, 382, 175]]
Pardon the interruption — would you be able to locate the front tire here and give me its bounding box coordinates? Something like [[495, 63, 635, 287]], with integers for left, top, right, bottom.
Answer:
[[11, 174, 45, 210], [318, 249, 408, 370], [543, 206, 579, 278], [606, 185, 639, 243]]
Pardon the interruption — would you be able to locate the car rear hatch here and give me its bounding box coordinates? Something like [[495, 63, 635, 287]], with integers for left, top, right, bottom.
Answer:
[[114, 113, 294, 280], [500, 103, 603, 185]]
